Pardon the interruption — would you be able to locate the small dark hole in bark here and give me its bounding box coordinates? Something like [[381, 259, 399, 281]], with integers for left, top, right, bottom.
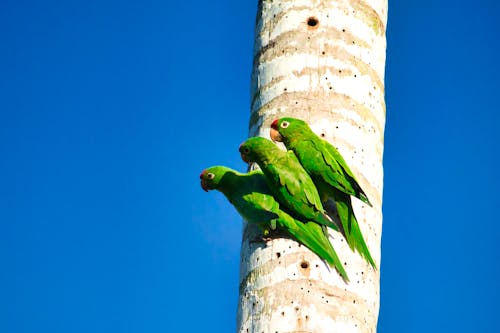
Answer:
[[300, 260, 309, 269], [307, 17, 319, 27], [276, 252, 281, 258]]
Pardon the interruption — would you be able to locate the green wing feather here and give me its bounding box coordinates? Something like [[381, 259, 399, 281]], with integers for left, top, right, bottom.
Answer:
[[243, 181, 348, 280], [320, 140, 372, 206], [277, 216, 348, 282], [300, 141, 377, 268], [209, 167, 348, 280], [239, 191, 280, 228], [276, 120, 376, 268], [264, 155, 338, 232], [330, 192, 376, 268]]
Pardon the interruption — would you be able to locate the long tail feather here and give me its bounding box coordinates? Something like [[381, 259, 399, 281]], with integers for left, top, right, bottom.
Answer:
[[279, 216, 349, 282], [317, 211, 339, 232], [335, 194, 377, 269], [357, 191, 373, 207]]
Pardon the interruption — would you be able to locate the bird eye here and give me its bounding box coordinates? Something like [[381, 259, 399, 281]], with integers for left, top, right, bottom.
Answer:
[[242, 147, 250, 154], [207, 173, 215, 180], [280, 121, 289, 128]]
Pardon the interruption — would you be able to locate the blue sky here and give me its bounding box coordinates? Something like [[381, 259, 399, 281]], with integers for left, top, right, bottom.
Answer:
[[1, 1, 499, 332]]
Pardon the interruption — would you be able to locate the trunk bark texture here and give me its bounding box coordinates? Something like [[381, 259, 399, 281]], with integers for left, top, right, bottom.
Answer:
[[238, 1, 387, 332]]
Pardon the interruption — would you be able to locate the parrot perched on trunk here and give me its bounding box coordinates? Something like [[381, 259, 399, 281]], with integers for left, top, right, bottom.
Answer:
[[238, 137, 338, 233], [200, 166, 348, 281], [270, 117, 377, 269]]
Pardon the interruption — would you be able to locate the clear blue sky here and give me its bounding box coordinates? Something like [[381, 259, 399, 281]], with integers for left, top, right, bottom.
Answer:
[[1, 1, 499, 332]]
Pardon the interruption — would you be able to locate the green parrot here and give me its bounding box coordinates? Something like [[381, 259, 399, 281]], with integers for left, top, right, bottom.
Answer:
[[238, 137, 338, 233], [200, 166, 348, 281], [270, 117, 376, 268]]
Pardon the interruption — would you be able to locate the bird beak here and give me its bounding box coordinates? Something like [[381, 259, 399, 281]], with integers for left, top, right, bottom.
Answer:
[[270, 128, 283, 142], [240, 152, 249, 163], [200, 180, 208, 192], [199, 170, 208, 191]]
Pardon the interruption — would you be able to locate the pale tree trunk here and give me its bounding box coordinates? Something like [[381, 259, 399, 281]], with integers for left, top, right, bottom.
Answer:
[[237, 0, 387, 332]]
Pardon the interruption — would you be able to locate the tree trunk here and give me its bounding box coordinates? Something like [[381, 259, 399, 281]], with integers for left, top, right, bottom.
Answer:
[[237, 0, 387, 332]]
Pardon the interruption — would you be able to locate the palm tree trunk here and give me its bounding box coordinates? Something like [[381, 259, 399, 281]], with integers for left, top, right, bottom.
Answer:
[[237, 1, 387, 332]]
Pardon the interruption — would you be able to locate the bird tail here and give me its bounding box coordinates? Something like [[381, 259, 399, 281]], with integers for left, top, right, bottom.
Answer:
[[335, 194, 377, 269], [280, 215, 349, 282], [316, 224, 349, 282], [318, 211, 340, 232], [357, 190, 372, 207]]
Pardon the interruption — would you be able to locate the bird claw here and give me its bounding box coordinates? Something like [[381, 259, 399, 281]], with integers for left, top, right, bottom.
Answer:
[[261, 236, 273, 243], [249, 236, 274, 244]]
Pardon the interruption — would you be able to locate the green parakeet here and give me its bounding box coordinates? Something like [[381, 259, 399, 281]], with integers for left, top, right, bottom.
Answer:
[[238, 137, 338, 233], [270, 117, 376, 268], [200, 166, 348, 281]]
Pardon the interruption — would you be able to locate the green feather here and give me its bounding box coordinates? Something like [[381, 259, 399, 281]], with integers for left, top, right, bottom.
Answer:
[[239, 137, 338, 232], [273, 117, 377, 269], [280, 218, 348, 281], [328, 190, 376, 268], [200, 166, 348, 281]]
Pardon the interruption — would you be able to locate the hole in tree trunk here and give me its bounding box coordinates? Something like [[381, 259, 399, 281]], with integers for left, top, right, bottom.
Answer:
[[306, 16, 319, 29], [307, 17, 318, 27]]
